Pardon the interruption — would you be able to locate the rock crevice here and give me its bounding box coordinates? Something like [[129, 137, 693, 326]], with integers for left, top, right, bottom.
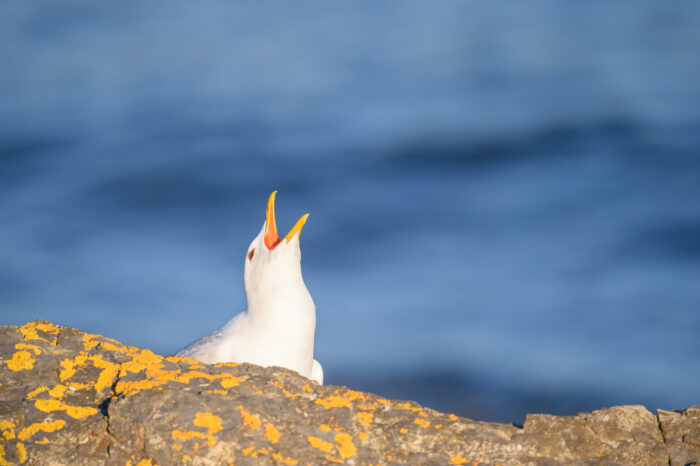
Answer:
[[1, 320, 698, 465]]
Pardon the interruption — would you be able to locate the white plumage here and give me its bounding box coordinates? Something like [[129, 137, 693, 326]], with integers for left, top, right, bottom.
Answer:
[[177, 191, 323, 384]]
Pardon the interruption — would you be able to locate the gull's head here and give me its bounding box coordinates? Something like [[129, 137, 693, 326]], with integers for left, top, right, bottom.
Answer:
[[244, 191, 311, 308]]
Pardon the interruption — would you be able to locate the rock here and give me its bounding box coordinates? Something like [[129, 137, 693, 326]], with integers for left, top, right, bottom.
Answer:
[[658, 407, 700, 466], [0, 320, 696, 465]]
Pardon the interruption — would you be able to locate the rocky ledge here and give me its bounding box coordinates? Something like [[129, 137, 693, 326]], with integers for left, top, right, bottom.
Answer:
[[0, 321, 698, 465]]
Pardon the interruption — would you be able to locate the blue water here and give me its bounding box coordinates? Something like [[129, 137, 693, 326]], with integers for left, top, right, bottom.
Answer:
[[2, 2, 699, 423]]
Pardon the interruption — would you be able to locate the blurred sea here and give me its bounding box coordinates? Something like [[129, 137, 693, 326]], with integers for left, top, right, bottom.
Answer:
[[1, 1, 699, 423]]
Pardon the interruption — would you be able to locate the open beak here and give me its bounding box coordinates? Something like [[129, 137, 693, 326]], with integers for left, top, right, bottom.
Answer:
[[264, 191, 309, 250]]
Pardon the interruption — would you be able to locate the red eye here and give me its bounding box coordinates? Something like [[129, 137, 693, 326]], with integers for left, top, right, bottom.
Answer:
[[248, 248, 255, 261]]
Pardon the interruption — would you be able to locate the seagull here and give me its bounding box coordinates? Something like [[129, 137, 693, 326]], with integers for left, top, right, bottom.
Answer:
[[177, 191, 323, 384]]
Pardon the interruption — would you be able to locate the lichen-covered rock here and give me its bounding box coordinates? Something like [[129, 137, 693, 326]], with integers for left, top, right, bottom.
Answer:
[[657, 407, 700, 466], [0, 320, 696, 465]]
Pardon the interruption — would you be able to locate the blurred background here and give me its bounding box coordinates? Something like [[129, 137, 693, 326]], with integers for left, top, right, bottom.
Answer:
[[1, 1, 699, 424]]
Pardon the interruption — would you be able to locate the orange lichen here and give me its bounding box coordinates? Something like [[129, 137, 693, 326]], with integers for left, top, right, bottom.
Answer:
[[302, 384, 312, 393], [1, 421, 15, 442], [237, 406, 261, 430], [319, 424, 332, 432], [172, 429, 216, 447], [241, 446, 268, 457], [272, 452, 299, 465], [358, 432, 368, 440], [315, 395, 352, 409], [48, 384, 68, 399], [15, 343, 41, 355], [67, 382, 92, 390], [1, 420, 16, 430], [307, 436, 334, 453], [34, 438, 49, 445], [414, 418, 431, 428], [400, 428, 408, 434], [17, 420, 66, 441], [272, 381, 299, 399], [345, 390, 368, 402], [7, 351, 35, 371], [59, 353, 120, 384], [0, 445, 7, 466], [357, 412, 374, 427], [448, 414, 458, 421], [193, 412, 222, 434], [334, 433, 357, 459], [398, 401, 422, 413], [18, 322, 51, 342], [34, 399, 98, 419], [220, 376, 245, 388], [207, 389, 228, 395], [15, 443, 26, 464], [449, 456, 469, 465], [35, 322, 60, 334], [264, 423, 280, 444]]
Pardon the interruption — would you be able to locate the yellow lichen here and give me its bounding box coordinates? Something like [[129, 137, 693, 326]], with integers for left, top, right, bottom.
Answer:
[[17, 420, 66, 441], [358, 432, 368, 440], [414, 418, 431, 428], [236, 406, 261, 430], [272, 452, 298, 465], [207, 389, 228, 395], [172, 429, 216, 447], [34, 438, 49, 444], [307, 436, 334, 453], [15, 442, 26, 464], [449, 456, 469, 465], [193, 412, 222, 434], [34, 399, 98, 419], [26, 385, 49, 400], [18, 323, 49, 342], [319, 424, 332, 432], [357, 412, 373, 427], [448, 413, 458, 421], [220, 376, 245, 388], [35, 322, 60, 335], [264, 423, 280, 444], [0, 444, 8, 466], [345, 390, 367, 401], [7, 351, 35, 371], [399, 428, 408, 434], [15, 343, 41, 355], [0, 420, 15, 430], [334, 433, 357, 459], [48, 384, 68, 399], [314, 395, 352, 409], [272, 381, 298, 399]]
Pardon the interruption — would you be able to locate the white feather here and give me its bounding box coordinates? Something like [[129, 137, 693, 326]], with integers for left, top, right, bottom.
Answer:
[[177, 219, 323, 384]]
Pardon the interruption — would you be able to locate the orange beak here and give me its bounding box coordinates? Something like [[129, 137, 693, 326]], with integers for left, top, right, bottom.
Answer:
[[264, 191, 309, 250]]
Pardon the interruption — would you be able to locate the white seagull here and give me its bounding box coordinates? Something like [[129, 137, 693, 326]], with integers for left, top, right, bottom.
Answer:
[[177, 191, 323, 384]]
